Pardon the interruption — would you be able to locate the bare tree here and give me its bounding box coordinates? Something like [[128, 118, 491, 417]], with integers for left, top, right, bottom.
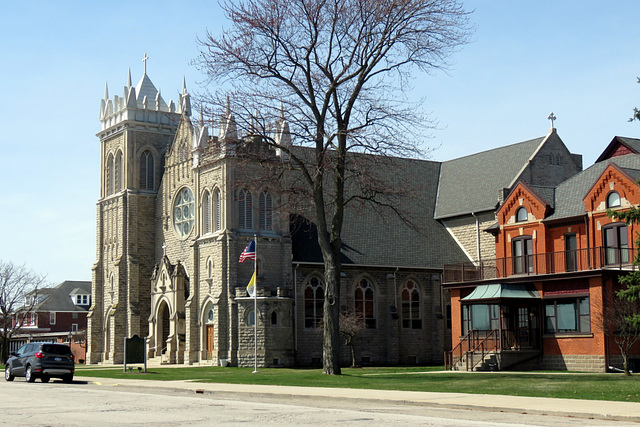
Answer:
[[596, 287, 640, 376], [0, 261, 47, 362], [339, 308, 366, 367], [196, 0, 470, 374]]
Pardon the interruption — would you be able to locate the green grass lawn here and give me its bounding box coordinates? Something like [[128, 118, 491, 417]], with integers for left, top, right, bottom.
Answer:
[[71, 365, 640, 402]]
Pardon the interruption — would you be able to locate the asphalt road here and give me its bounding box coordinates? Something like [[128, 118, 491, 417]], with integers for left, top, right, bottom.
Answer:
[[0, 377, 636, 426]]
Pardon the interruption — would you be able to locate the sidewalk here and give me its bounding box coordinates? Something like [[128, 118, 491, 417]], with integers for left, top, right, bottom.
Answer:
[[75, 374, 640, 423]]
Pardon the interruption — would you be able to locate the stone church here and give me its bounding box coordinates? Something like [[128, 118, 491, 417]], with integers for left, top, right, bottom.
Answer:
[[86, 66, 583, 367]]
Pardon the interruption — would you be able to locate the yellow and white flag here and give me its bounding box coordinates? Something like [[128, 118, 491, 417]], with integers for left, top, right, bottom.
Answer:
[[246, 271, 257, 297]]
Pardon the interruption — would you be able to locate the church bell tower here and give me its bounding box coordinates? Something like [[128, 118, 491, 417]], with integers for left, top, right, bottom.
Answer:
[[87, 56, 188, 363]]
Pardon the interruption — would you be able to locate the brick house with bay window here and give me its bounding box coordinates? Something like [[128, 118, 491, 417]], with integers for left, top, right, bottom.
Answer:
[[443, 136, 640, 372]]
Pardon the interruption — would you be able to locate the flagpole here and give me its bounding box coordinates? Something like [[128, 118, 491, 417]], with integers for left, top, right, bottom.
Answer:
[[253, 234, 258, 373]]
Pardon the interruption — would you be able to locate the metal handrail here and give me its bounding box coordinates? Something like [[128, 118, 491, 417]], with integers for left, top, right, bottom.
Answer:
[[443, 246, 637, 284], [445, 329, 501, 371]]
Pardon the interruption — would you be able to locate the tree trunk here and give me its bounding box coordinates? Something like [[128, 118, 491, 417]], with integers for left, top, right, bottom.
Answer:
[[622, 352, 631, 376], [322, 260, 342, 375], [1, 334, 9, 364]]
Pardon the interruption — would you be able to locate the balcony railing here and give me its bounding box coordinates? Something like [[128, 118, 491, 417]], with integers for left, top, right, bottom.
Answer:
[[443, 246, 638, 284]]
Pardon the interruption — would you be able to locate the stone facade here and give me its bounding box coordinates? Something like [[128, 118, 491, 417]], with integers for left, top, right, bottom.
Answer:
[[542, 354, 607, 373], [88, 69, 460, 368]]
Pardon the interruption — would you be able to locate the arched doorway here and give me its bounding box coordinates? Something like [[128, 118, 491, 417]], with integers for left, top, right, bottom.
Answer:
[[159, 301, 170, 355]]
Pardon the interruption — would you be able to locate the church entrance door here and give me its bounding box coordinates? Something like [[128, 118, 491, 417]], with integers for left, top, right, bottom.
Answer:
[[160, 303, 170, 354], [206, 325, 214, 359]]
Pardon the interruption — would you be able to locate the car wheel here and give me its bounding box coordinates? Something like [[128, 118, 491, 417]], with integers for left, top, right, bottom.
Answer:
[[25, 366, 35, 383], [62, 374, 73, 383], [4, 365, 14, 382], [41, 375, 50, 383]]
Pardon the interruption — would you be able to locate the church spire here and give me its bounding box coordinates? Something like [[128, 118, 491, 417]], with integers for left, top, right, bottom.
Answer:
[[219, 94, 237, 143], [127, 68, 132, 88]]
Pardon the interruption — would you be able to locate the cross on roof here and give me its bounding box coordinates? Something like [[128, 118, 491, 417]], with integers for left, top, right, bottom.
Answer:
[[142, 53, 149, 74], [547, 112, 557, 129]]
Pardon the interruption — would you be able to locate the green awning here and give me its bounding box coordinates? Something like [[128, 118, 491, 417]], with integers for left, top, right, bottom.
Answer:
[[461, 283, 540, 301]]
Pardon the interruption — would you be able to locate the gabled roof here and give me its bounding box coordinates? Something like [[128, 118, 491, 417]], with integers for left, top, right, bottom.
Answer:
[[31, 281, 91, 313], [434, 137, 546, 219], [595, 136, 640, 163], [546, 154, 640, 221], [291, 151, 469, 268]]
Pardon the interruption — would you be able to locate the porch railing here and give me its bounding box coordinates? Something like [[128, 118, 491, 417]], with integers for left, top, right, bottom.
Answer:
[[445, 329, 500, 371], [443, 246, 638, 284]]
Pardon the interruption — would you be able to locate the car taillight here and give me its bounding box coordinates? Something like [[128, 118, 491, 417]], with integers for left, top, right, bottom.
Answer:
[[70, 354, 75, 361], [35, 352, 44, 359]]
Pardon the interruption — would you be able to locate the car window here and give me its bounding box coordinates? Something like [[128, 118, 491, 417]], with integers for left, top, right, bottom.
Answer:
[[16, 344, 29, 354], [42, 344, 71, 355]]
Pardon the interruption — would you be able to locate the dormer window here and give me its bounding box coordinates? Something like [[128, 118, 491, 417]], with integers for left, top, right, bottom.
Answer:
[[516, 207, 528, 222], [607, 191, 621, 208], [72, 294, 90, 306]]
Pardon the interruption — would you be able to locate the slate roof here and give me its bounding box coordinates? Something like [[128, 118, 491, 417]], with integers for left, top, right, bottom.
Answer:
[[546, 154, 640, 221], [291, 152, 469, 268], [528, 185, 556, 209], [434, 137, 545, 219], [29, 281, 91, 312], [596, 136, 640, 162]]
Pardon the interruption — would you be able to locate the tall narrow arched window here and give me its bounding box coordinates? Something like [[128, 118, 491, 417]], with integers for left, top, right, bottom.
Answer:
[[213, 188, 222, 231], [202, 191, 211, 234], [401, 280, 421, 329], [140, 150, 155, 191], [238, 189, 253, 230], [114, 151, 123, 191], [355, 278, 376, 329], [106, 153, 114, 195], [259, 191, 273, 231], [304, 277, 324, 328]]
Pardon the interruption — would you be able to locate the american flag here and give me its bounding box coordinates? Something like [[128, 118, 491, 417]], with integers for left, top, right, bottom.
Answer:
[[239, 240, 256, 263]]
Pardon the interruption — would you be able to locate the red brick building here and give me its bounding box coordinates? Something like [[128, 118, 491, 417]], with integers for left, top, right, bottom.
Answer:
[[11, 281, 91, 363], [443, 137, 640, 372]]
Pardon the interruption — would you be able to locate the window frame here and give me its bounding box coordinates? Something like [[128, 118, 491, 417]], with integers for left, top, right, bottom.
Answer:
[[304, 277, 324, 329], [603, 223, 629, 266], [515, 207, 528, 222], [355, 278, 377, 329], [512, 236, 534, 274], [237, 189, 253, 230], [140, 150, 155, 191], [259, 191, 273, 231], [173, 187, 195, 238], [544, 296, 590, 334], [606, 191, 621, 208], [401, 280, 422, 329], [202, 190, 211, 234]]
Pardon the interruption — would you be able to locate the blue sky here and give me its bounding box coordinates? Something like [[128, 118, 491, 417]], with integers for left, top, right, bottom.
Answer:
[[1, 1, 639, 284]]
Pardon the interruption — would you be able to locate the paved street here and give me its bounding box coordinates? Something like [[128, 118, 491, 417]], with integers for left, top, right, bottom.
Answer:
[[1, 375, 639, 426]]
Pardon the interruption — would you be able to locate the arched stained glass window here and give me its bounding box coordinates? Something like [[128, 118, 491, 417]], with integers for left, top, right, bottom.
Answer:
[[401, 280, 421, 329], [355, 279, 376, 329], [304, 277, 324, 328]]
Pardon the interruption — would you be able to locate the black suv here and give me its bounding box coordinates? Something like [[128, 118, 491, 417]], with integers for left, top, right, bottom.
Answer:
[[5, 342, 74, 383]]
